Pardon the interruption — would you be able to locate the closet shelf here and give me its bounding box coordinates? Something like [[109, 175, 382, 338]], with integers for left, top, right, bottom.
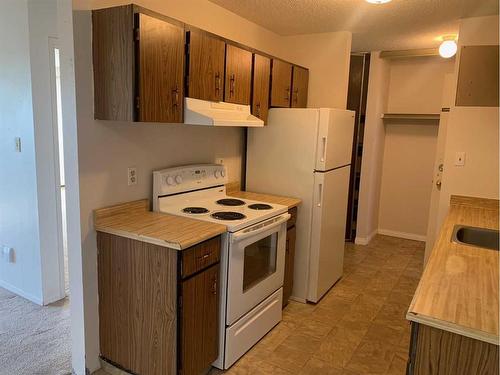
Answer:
[[382, 113, 440, 123]]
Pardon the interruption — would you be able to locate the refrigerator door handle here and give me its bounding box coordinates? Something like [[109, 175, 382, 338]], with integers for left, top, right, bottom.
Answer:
[[320, 137, 327, 162], [317, 183, 323, 207]]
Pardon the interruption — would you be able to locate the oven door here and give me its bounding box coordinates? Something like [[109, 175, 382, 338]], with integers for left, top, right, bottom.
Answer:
[[226, 213, 290, 325]]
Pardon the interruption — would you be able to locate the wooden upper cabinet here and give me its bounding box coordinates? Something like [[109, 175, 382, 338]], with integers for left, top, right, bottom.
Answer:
[[252, 54, 271, 123], [92, 5, 184, 123], [137, 13, 184, 122], [224, 44, 252, 105], [291, 66, 309, 108], [270, 59, 293, 107], [93, 5, 135, 121], [188, 30, 226, 102]]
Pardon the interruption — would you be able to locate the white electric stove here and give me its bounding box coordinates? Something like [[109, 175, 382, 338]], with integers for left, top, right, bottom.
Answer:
[[153, 164, 289, 370]]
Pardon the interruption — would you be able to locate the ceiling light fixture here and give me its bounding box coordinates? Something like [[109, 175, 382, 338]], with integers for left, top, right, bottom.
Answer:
[[439, 37, 457, 58], [365, 0, 392, 4]]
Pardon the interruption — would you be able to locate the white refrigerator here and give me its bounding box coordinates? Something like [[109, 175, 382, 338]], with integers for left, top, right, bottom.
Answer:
[[246, 108, 355, 303]]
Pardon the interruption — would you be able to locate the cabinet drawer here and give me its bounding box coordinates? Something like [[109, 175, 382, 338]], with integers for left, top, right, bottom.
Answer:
[[181, 236, 220, 279], [287, 207, 297, 229]]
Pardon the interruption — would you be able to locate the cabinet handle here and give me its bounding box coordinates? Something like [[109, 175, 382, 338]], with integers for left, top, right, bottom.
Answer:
[[212, 276, 217, 295], [215, 72, 221, 97], [172, 86, 179, 108], [285, 87, 290, 101], [256, 103, 261, 117], [197, 253, 210, 262], [229, 74, 236, 97], [294, 88, 299, 105]]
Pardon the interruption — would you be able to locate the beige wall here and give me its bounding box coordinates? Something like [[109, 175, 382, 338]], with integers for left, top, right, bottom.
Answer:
[[356, 52, 390, 244], [436, 15, 499, 247], [378, 124, 439, 240], [387, 57, 455, 113], [282, 32, 351, 108], [72, 1, 352, 371], [377, 56, 455, 240], [357, 54, 455, 243]]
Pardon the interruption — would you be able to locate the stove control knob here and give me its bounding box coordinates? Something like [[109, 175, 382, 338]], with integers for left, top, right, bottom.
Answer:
[[166, 176, 174, 185], [175, 175, 182, 184], [220, 169, 226, 177], [214, 170, 221, 179]]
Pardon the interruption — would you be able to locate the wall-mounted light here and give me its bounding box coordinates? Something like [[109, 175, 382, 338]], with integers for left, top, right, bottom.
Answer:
[[439, 37, 457, 58], [365, 0, 392, 4]]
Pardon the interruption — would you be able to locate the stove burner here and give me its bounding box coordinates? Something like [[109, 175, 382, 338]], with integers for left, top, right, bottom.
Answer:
[[182, 207, 209, 214], [211, 211, 246, 221], [216, 198, 246, 206], [248, 203, 273, 210]]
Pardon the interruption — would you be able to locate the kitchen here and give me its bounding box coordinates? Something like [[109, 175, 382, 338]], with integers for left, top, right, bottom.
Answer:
[[69, 1, 500, 375]]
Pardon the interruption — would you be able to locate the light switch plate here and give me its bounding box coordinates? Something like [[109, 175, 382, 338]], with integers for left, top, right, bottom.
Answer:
[[455, 152, 466, 166], [15, 137, 21, 152], [127, 167, 137, 186]]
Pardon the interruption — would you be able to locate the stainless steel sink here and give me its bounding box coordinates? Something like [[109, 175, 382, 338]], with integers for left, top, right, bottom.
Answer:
[[452, 225, 499, 251]]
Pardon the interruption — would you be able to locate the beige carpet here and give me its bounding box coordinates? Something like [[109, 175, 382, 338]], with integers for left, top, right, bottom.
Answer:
[[0, 287, 71, 375]]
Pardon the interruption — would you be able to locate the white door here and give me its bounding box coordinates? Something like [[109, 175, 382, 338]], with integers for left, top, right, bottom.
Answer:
[[307, 166, 350, 302], [226, 214, 289, 325], [315, 109, 355, 171]]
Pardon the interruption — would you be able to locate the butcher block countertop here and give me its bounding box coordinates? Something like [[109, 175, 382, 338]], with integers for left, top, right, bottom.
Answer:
[[227, 190, 301, 209], [94, 199, 226, 250], [407, 195, 499, 345]]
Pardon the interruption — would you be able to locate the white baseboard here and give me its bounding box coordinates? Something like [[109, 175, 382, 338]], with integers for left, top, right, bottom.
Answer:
[[355, 229, 378, 245], [377, 229, 426, 242], [0, 279, 43, 305]]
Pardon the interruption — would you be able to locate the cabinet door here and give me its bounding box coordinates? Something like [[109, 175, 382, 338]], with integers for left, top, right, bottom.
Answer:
[[179, 264, 219, 375], [283, 225, 296, 307], [225, 44, 252, 105], [270, 59, 292, 107], [92, 5, 135, 121], [252, 54, 271, 123], [291, 66, 309, 108], [137, 13, 184, 123], [188, 31, 225, 102]]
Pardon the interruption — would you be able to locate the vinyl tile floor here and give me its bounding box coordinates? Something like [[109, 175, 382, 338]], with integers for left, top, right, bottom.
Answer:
[[10, 234, 422, 375], [210, 234, 424, 375]]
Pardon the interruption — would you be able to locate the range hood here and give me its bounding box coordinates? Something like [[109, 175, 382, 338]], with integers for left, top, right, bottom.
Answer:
[[184, 97, 264, 127]]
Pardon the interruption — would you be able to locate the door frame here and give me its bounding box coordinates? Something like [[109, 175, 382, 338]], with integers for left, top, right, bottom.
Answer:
[[48, 37, 67, 298]]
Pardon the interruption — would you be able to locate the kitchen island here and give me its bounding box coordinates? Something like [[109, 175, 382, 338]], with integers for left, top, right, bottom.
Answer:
[[406, 195, 499, 374]]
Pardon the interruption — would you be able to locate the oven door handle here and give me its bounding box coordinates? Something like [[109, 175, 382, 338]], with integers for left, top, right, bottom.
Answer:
[[231, 213, 291, 242]]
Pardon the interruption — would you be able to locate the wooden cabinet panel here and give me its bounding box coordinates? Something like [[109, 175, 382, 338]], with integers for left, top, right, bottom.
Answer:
[[97, 232, 177, 375], [283, 225, 296, 307], [180, 236, 220, 279], [291, 66, 309, 108], [408, 323, 499, 375], [270, 59, 293, 107], [252, 54, 271, 122], [137, 13, 185, 123], [179, 264, 219, 375], [92, 5, 135, 121], [224, 44, 252, 105], [456, 45, 499, 107], [188, 31, 226, 102]]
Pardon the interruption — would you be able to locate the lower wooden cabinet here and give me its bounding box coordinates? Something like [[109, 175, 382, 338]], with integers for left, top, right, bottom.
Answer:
[[407, 322, 499, 375], [178, 264, 219, 375], [283, 207, 297, 308], [97, 232, 221, 375]]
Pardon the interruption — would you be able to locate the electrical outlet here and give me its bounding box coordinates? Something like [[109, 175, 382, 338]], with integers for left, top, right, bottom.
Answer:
[[127, 167, 137, 186], [454, 152, 466, 166], [215, 158, 224, 166]]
